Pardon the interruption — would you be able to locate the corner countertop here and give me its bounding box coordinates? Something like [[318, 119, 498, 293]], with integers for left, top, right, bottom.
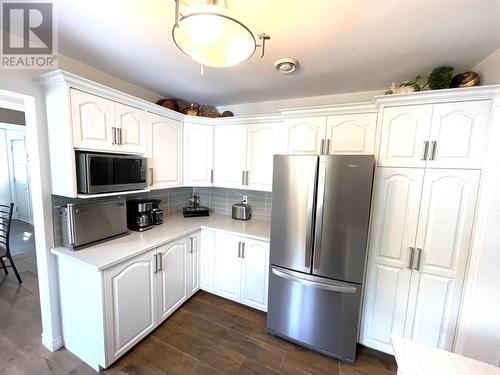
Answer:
[[51, 214, 271, 271]]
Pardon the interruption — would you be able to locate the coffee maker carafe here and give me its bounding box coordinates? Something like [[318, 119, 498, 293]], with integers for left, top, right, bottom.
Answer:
[[127, 199, 153, 232]]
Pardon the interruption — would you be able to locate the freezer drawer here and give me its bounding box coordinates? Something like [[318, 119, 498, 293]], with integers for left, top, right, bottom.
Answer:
[[267, 266, 362, 363]]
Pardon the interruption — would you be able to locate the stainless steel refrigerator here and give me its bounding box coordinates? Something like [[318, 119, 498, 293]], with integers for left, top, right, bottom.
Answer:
[[267, 154, 374, 363]]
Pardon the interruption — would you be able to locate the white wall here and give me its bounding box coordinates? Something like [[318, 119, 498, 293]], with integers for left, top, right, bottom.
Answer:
[[0, 49, 164, 352], [217, 89, 383, 116], [472, 47, 500, 85], [0, 129, 11, 204]]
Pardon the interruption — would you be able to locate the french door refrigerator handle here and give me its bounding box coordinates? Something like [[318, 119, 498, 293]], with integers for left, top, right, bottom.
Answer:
[[407, 247, 415, 269], [304, 157, 319, 268], [271, 267, 357, 293], [312, 156, 326, 271]]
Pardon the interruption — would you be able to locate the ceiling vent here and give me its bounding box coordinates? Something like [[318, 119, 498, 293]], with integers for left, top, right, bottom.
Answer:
[[274, 58, 299, 74]]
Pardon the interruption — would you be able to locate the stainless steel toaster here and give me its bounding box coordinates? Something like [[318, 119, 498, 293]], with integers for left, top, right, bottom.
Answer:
[[232, 202, 252, 220]]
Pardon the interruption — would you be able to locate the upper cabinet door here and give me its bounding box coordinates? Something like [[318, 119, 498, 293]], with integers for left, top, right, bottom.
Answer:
[[246, 124, 283, 191], [404, 169, 480, 351], [103, 250, 157, 363], [183, 123, 214, 186], [149, 113, 183, 189], [326, 113, 377, 155], [284, 116, 327, 154], [213, 125, 247, 188], [379, 105, 433, 167], [360, 167, 424, 354], [114, 103, 147, 154], [71, 89, 115, 151], [157, 240, 187, 323], [240, 239, 269, 312], [427, 101, 490, 169]]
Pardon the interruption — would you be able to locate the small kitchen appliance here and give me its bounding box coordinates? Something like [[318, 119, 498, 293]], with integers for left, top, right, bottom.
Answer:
[[183, 193, 209, 217], [126, 199, 153, 231], [57, 197, 128, 250], [151, 199, 163, 225], [232, 202, 252, 220]]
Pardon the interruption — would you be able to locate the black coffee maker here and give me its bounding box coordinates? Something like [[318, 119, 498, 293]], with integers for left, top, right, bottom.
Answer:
[[126, 199, 153, 231]]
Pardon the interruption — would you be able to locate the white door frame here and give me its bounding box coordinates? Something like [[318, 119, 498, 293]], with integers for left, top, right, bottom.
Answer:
[[0, 90, 62, 351], [9, 136, 33, 224]]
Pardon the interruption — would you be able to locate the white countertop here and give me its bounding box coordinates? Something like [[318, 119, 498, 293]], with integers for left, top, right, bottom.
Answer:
[[391, 336, 500, 375], [51, 214, 270, 271]]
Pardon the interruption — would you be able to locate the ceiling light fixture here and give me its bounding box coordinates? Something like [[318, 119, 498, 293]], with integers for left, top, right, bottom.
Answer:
[[172, 0, 270, 68], [274, 58, 299, 74]]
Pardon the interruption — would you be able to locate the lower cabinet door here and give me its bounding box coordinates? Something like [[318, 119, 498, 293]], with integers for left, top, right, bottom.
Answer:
[[104, 250, 157, 364], [200, 229, 216, 292], [214, 232, 242, 302], [157, 240, 187, 323], [187, 231, 201, 297], [240, 239, 269, 311]]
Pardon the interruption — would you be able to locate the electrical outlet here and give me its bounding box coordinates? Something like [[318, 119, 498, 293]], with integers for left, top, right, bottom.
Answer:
[[242, 195, 248, 204]]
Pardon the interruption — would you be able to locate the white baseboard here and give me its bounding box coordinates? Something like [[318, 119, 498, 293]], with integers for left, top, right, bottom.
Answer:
[[42, 333, 64, 352]]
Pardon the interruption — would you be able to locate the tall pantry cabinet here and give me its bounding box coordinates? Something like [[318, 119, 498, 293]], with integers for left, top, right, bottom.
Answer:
[[360, 100, 490, 354]]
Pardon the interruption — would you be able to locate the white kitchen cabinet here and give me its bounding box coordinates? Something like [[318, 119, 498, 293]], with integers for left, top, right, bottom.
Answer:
[[200, 229, 216, 292], [149, 113, 183, 189], [214, 232, 242, 301], [246, 124, 283, 191], [71, 89, 115, 151], [240, 238, 269, 311], [379, 105, 433, 167], [404, 169, 480, 350], [183, 123, 214, 186], [212, 232, 270, 311], [426, 101, 490, 169], [326, 113, 377, 154], [103, 250, 157, 364], [379, 101, 490, 169], [157, 239, 187, 323], [186, 231, 201, 297], [283, 116, 327, 154], [361, 167, 480, 355], [114, 102, 147, 154], [213, 125, 247, 188], [360, 168, 424, 353]]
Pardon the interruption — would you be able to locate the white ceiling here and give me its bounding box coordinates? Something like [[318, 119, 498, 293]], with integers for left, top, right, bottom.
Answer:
[[58, 0, 500, 105]]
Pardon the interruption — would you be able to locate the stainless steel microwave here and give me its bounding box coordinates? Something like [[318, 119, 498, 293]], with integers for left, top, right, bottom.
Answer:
[[76, 151, 147, 194]]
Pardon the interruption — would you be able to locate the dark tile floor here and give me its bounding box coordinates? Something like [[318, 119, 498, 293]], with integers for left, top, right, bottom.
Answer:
[[0, 252, 398, 374]]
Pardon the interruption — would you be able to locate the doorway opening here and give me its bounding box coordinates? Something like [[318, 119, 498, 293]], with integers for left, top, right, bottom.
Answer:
[[0, 113, 35, 257]]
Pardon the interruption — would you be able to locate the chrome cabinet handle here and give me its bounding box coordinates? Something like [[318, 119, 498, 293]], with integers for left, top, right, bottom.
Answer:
[[237, 242, 241, 258], [149, 168, 154, 186], [407, 247, 415, 269], [241, 242, 245, 259], [430, 141, 437, 161], [245, 171, 249, 186], [326, 139, 331, 154], [189, 237, 194, 253], [421, 141, 429, 160], [159, 253, 163, 271], [154, 254, 158, 273], [210, 169, 214, 184], [118, 128, 123, 145], [111, 127, 116, 145], [320, 139, 325, 155], [241, 171, 245, 186], [414, 248, 422, 271]]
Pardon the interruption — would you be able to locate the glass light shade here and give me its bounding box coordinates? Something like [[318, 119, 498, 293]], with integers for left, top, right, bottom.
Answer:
[[172, 4, 256, 67]]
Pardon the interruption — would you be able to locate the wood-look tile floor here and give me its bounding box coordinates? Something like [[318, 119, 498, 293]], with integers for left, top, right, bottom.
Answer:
[[0, 252, 397, 375]]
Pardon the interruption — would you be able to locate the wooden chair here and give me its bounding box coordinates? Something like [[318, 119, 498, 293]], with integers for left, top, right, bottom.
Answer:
[[0, 203, 22, 283]]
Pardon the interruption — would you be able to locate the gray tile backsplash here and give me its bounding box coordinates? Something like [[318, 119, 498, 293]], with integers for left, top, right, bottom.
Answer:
[[52, 187, 271, 247]]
